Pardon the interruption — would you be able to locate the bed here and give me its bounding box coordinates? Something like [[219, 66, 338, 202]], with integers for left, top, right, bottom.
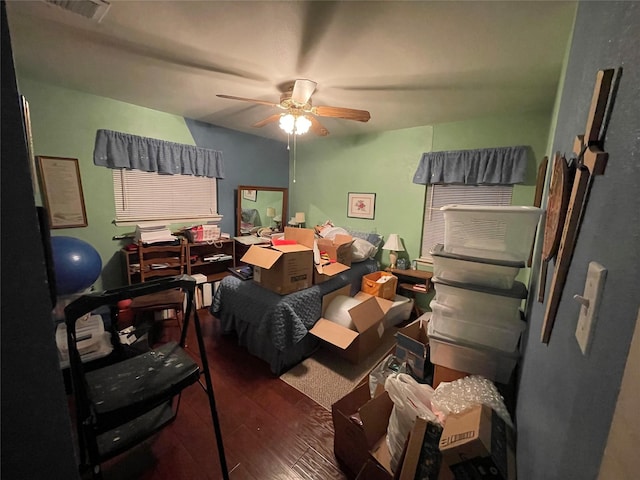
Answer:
[[211, 258, 379, 375]]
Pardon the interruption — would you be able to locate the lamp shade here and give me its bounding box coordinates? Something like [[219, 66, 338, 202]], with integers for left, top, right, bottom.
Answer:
[[382, 234, 404, 251], [266, 207, 276, 218], [295, 212, 306, 223]]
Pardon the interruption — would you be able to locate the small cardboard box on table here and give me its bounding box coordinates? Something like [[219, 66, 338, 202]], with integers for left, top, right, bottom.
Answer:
[[240, 227, 314, 295]]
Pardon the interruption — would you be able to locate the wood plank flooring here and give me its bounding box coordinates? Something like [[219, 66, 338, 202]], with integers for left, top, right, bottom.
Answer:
[[97, 309, 351, 480]]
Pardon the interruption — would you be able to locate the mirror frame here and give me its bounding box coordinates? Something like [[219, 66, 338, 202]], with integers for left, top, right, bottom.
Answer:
[[236, 185, 288, 237]]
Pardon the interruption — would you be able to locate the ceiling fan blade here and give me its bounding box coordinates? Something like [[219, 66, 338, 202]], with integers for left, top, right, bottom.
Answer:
[[312, 105, 371, 122], [252, 114, 282, 128], [216, 94, 281, 108], [291, 79, 317, 105], [308, 116, 329, 136]]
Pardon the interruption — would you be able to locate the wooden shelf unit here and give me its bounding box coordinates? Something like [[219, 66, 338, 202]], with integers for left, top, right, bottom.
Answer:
[[121, 239, 236, 285], [187, 239, 235, 283]]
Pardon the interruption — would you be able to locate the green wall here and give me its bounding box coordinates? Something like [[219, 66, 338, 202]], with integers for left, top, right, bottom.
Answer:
[[294, 111, 551, 270], [19, 78, 197, 290], [292, 126, 433, 265]]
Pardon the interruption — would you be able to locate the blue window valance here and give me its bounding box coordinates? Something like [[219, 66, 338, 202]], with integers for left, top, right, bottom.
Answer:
[[93, 129, 225, 178], [412, 145, 528, 185]]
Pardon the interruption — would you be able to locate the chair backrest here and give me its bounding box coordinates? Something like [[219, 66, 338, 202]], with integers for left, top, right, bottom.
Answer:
[[138, 239, 186, 282]]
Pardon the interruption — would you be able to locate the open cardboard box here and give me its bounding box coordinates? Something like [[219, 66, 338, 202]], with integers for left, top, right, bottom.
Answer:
[[240, 227, 314, 295], [310, 286, 387, 363], [314, 261, 351, 284], [395, 314, 432, 382], [317, 234, 355, 266], [332, 380, 395, 477]]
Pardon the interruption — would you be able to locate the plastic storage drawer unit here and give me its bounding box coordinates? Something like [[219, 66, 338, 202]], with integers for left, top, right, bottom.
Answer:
[[427, 322, 520, 384], [432, 277, 527, 324], [441, 205, 543, 263], [429, 300, 526, 352], [430, 244, 523, 290]]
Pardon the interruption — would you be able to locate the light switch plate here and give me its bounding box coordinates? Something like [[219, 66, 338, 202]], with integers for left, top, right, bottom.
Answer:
[[575, 262, 607, 354]]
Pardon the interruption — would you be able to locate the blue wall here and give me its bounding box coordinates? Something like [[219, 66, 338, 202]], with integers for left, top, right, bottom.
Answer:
[[185, 119, 289, 235], [516, 2, 640, 479]]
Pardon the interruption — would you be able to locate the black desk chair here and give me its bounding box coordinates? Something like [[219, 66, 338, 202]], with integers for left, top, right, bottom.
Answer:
[[64, 275, 229, 479]]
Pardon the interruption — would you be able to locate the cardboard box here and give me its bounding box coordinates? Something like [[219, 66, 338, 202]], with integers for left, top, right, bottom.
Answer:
[[395, 315, 432, 381], [310, 287, 387, 364], [314, 261, 351, 284], [332, 381, 395, 478], [362, 271, 398, 300], [240, 227, 315, 295], [439, 404, 516, 480], [317, 234, 355, 266], [333, 381, 442, 480]]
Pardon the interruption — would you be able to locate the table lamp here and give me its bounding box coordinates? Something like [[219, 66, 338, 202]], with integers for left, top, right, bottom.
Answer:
[[382, 234, 404, 269], [295, 212, 305, 228], [266, 207, 276, 227]]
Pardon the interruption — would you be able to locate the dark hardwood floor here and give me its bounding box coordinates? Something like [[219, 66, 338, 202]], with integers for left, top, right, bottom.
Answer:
[[94, 309, 351, 480]]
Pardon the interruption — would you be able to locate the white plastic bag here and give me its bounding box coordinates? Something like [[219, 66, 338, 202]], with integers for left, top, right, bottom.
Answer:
[[384, 373, 443, 473]]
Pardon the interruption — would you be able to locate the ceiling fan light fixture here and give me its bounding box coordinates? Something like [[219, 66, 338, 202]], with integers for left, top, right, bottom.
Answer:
[[279, 113, 311, 136], [279, 114, 295, 134], [295, 115, 311, 135]]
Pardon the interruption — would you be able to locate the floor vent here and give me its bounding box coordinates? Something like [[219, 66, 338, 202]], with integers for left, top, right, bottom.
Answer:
[[43, 0, 111, 22]]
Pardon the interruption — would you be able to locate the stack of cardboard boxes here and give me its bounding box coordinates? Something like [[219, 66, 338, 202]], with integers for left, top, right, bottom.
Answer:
[[240, 227, 414, 363]]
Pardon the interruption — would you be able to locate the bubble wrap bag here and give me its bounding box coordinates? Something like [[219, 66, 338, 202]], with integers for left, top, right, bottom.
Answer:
[[433, 375, 513, 427]]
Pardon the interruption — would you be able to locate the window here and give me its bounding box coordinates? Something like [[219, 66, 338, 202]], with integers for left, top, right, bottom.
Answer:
[[419, 184, 513, 262], [113, 169, 219, 225]]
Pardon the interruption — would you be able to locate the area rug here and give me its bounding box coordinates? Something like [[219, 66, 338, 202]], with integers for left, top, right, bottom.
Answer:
[[279, 328, 398, 410]]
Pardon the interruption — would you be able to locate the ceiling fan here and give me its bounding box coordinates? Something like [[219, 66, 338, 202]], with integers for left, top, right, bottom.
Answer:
[[216, 79, 371, 136]]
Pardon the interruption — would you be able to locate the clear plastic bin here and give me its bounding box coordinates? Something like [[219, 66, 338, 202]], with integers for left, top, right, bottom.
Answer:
[[430, 300, 525, 352], [441, 205, 544, 263], [430, 244, 523, 289], [432, 277, 526, 324], [427, 322, 519, 384]]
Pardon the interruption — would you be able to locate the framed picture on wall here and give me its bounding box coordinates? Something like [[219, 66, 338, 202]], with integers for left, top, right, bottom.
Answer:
[[37, 156, 88, 228], [347, 192, 376, 220], [242, 189, 257, 201]]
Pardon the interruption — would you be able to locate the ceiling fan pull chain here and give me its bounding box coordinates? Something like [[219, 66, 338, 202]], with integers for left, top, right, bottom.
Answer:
[[293, 134, 297, 183]]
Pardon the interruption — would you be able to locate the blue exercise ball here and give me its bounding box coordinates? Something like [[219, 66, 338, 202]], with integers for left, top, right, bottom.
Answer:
[[51, 236, 102, 295]]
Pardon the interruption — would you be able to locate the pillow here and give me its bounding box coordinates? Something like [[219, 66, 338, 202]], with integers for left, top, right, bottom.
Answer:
[[351, 237, 378, 262], [318, 226, 350, 239]]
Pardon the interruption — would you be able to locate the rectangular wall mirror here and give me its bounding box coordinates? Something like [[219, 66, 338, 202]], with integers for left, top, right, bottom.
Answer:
[[236, 185, 288, 237]]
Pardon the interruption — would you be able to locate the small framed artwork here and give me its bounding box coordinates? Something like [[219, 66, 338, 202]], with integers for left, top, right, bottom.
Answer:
[[37, 156, 88, 228], [242, 189, 257, 201], [347, 192, 376, 220]]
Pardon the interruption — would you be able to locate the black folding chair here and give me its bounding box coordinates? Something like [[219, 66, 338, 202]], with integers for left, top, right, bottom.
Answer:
[[64, 275, 229, 479]]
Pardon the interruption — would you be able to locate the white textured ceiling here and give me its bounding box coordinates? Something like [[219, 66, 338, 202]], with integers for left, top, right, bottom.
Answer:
[[6, 0, 576, 140]]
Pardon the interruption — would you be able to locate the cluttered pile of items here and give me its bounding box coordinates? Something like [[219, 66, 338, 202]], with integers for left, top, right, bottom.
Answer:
[[330, 205, 545, 479], [333, 345, 517, 480]]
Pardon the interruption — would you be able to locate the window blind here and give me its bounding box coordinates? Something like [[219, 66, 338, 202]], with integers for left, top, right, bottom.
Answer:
[[113, 169, 218, 224], [420, 184, 513, 262]]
